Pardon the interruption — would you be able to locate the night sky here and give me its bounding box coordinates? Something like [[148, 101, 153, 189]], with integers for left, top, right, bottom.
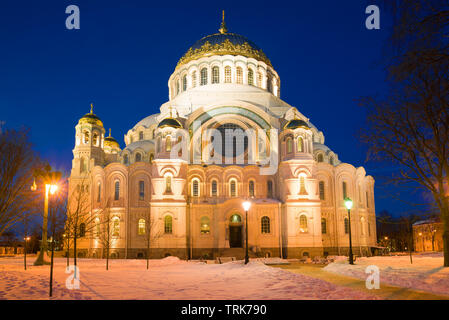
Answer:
[[0, 1, 418, 216]]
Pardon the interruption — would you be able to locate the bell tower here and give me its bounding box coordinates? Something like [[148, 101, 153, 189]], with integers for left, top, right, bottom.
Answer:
[[71, 104, 106, 178]]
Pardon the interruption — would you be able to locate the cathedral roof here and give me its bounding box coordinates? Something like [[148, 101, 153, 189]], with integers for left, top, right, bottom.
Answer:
[[104, 128, 119, 149], [157, 117, 182, 129], [176, 12, 271, 69], [79, 104, 103, 127], [284, 119, 310, 130]]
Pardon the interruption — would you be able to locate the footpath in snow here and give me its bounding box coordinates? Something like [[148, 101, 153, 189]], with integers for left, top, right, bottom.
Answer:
[[324, 253, 449, 297], [0, 256, 377, 300]]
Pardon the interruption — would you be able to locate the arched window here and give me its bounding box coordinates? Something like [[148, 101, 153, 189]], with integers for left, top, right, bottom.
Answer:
[[299, 215, 308, 233], [138, 218, 145, 235], [149, 154, 154, 164], [257, 72, 262, 87], [135, 153, 142, 162], [112, 217, 120, 237], [299, 176, 307, 194], [249, 180, 255, 197], [182, 75, 187, 91], [230, 179, 237, 197], [286, 137, 293, 153], [92, 133, 98, 146], [123, 154, 129, 165], [319, 181, 325, 200], [97, 182, 101, 203], [344, 217, 349, 234], [297, 137, 304, 152], [360, 217, 366, 236], [191, 71, 197, 88], [79, 223, 86, 237], [267, 180, 273, 198], [200, 216, 210, 234], [321, 218, 327, 234], [177, 136, 183, 157], [236, 67, 243, 84], [114, 181, 120, 201], [366, 191, 369, 208], [368, 222, 371, 236], [192, 179, 199, 197], [212, 66, 219, 84], [267, 75, 272, 93], [139, 181, 145, 200], [164, 215, 172, 234], [211, 180, 218, 197], [230, 214, 241, 223], [248, 69, 254, 86], [200, 68, 208, 86], [83, 131, 89, 144], [261, 216, 270, 233], [224, 66, 231, 83], [165, 175, 172, 194], [329, 156, 334, 165], [166, 136, 171, 152], [343, 181, 348, 199], [317, 154, 324, 162]]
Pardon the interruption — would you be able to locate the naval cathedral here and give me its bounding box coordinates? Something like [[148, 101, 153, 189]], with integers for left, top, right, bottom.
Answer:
[[69, 16, 377, 260]]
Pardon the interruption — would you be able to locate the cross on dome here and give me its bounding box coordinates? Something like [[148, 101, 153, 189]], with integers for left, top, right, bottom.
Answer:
[[219, 10, 228, 34]]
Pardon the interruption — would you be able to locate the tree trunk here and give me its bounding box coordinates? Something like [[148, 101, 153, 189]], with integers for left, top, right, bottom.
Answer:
[[73, 232, 77, 269], [441, 204, 449, 267], [66, 239, 70, 267], [146, 239, 150, 270]]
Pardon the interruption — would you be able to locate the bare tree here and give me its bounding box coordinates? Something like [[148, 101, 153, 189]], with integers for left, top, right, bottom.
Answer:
[[96, 205, 115, 270], [65, 177, 97, 268], [361, 0, 449, 267], [0, 128, 41, 237], [140, 207, 163, 269]]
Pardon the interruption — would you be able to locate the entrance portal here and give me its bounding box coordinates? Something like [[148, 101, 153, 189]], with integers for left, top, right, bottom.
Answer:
[[229, 226, 242, 248]]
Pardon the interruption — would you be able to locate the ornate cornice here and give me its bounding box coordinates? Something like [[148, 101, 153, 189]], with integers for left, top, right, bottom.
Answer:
[[176, 38, 272, 70]]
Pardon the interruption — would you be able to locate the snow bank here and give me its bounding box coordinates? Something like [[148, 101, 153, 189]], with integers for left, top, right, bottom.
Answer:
[[324, 253, 449, 297], [0, 257, 378, 300]]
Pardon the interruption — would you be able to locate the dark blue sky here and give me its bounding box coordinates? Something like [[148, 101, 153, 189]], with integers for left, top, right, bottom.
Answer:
[[0, 0, 419, 215]]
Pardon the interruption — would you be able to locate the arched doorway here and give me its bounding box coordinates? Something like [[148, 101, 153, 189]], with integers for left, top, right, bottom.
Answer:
[[229, 214, 243, 248]]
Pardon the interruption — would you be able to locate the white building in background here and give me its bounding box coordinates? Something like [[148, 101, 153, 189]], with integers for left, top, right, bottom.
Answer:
[[69, 16, 377, 260]]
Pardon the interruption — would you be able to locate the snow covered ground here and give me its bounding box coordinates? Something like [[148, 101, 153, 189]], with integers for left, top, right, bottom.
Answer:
[[324, 253, 449, 297], [0, 256, 378, 300]]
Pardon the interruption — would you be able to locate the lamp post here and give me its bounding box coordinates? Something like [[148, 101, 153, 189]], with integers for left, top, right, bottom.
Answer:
[[31, 166, 61, 266], [23, 237, 30, 270], [243, 201, 251, 265], [344, 197, 354, 265]]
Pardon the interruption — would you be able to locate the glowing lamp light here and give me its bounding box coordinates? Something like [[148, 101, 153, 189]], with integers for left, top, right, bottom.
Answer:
[[384, 236, 388, 240], [344, 197, 353, 210], [49, 184, 58, 195], [242, 201, 251, 212]]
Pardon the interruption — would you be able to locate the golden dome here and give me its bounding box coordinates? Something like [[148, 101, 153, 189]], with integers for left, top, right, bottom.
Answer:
[[176, 12, 271, 69], [104, 128, 119, 149], [79, 104, 104, 127]]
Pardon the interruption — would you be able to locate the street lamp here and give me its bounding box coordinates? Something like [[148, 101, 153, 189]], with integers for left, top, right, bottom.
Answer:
[[31, 166, 61, 266], [242, 201, 251, 265], [344, 197, 354, 265], [23, 237, 30, 270]]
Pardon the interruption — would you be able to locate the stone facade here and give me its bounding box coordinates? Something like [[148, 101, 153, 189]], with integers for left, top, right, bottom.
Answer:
[[69, 21, 377, 260]]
